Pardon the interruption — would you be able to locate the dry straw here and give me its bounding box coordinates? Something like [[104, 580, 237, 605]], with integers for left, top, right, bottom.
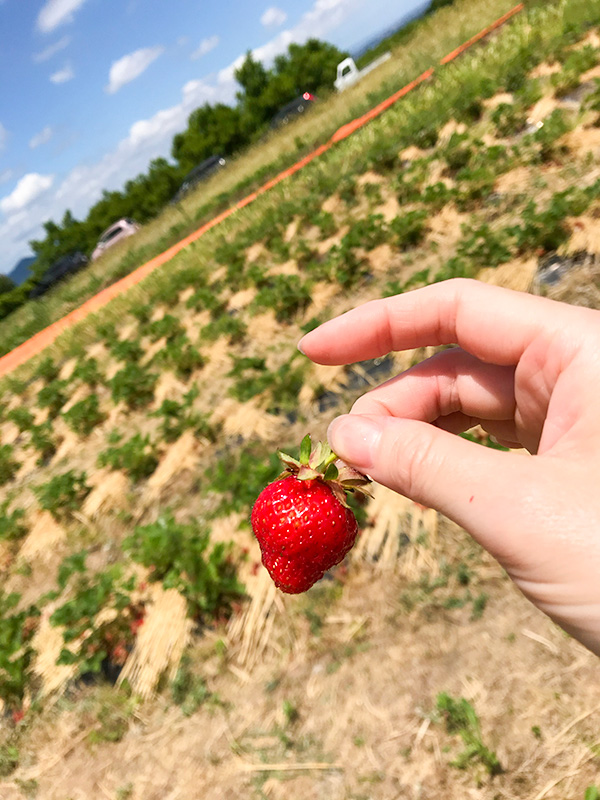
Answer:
[[118, 583, 192, 698]]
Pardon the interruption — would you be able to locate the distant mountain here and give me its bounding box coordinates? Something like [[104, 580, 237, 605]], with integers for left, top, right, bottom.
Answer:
[[351, 1, 430, 59], [8, 256, 36, 286]]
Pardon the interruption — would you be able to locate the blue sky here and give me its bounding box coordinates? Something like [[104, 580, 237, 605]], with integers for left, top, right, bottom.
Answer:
[[0, 0, 427, 275]]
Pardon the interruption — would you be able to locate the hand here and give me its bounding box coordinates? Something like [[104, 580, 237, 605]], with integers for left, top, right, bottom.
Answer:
[[299, 278, 600, 656]]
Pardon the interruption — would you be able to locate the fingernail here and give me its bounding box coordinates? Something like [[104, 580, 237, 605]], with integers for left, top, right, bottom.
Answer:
[[297, 337, 306, 355], [328, 415, 382, 469]]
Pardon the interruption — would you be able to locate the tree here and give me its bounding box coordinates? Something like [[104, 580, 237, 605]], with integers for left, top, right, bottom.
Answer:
[[234, 52, 269, 101], [0, 275, 15, 296]]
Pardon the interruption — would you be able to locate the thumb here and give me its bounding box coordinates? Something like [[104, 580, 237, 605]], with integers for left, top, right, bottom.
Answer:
[[328, 414, 533, 552]]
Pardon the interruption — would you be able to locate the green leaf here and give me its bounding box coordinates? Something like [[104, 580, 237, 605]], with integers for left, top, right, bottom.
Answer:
[[299, 434, 312, 465]]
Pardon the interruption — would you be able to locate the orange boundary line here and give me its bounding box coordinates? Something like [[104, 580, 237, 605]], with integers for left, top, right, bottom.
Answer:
[[0, 3, 524, 378], [439, 3, 524, 65]]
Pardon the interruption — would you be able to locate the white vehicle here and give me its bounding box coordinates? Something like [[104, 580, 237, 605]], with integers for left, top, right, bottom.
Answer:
[[334, 53, 392, 92], [92, 218, 140, 261]]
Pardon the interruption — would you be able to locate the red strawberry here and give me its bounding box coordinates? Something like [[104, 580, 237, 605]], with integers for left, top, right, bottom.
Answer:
[[251, 435, 371, 593]]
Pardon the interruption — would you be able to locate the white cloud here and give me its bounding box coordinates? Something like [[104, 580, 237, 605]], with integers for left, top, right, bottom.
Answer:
[[29, 126, 54, 149], [0, 0, 364, 274], [0, 123, 7, 152], [0, 174, 54, 215], [191, 35, 219, 60], [50, 63, 74, 83], [37, 0, 88, 33], [33, 35, 71, 63], [106, 46, 165, 94], [261, 6, 287, 27]]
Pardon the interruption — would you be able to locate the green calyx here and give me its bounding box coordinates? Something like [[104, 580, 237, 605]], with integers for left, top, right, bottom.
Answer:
[[277, 434, 372, 508]]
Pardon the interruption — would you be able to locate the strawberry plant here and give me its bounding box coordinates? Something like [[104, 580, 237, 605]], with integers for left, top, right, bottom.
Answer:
[[27, 421, 57, 465], [390, 210, 428, 250], [63, 394, 106, 437], [0, 501, 27, 543], [146, 314, 185, 342], [0, 591, 40, 710], [185, 285, 226, 317], [110, 363, 157, 409], [342, 214, 387, 251], [201, 315, 247, 345], [50, 558, 140, 677], [0, 445, 19, 486], [7, 407, 35, 433], [124, 512, 244, 620], [457, 223, 512, 268], [305, 209, 337, 238], [33, 355, 59, 384], [208, 443, 282, 516], [422, 182, 456, 211], [34, 470, 90, 519], [530, 109, 571, 163], [491, 103, 527, 138], [251, 275, 311, 323], [153, 335, 205, 380], [72, 356, 101, 387], [110, 338, 143, 363], [553, 44, 598, 97], [152, 387, 216, 443], [98, 433, 158, 482], [36, 379, 68, 418]]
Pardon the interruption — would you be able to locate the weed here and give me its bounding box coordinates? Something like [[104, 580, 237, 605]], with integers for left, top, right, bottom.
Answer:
[[110, 363, 157, 409], [435, 692, 502, 776], [63, 394, 106, 437], [0, 743, 19, 778], [171, 656, 212, 716], [87, 688, 141, 744], [116, 784, 134, 800], [34, 470, 90, 519], [124, 512, 244, 620], [98, 433, 158, 482], [585, 787, 600, 800], [208, 444, 281, 516]]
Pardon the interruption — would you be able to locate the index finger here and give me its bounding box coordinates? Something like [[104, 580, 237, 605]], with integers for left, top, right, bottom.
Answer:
[[298, 279, 577, 367]]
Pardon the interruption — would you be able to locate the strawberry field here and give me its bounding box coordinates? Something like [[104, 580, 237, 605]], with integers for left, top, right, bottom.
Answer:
[[2, 0, 600, 797]]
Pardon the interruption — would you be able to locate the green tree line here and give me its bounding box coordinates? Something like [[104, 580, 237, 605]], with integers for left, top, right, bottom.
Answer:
[[0, 38, 345, 319]]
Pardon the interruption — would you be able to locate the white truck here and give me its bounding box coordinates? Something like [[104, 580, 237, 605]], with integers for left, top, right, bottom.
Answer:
[[334, 53, 392, 92]]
